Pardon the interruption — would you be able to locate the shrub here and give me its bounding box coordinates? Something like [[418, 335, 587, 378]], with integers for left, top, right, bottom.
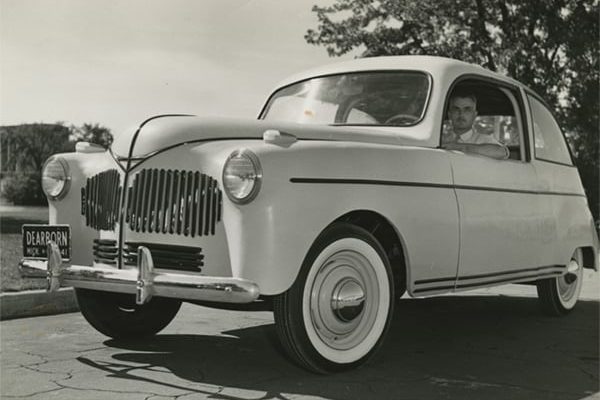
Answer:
[[1, 173, 47, 206]]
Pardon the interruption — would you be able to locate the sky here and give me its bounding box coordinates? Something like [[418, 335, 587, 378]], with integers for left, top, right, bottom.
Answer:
[[0, 0, 356, 135]]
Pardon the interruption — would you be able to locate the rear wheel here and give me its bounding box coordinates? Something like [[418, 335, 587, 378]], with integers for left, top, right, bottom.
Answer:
[[274, 223, 394, 373], [75, 289, 181, 339], [537, 249, 583, 316]]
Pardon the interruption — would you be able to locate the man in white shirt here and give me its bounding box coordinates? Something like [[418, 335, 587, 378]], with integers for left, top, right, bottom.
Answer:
[[443, 91, 509, 159]]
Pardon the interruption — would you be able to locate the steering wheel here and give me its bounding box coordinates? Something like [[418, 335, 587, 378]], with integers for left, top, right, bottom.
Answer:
[[384, 113, 419, 125]]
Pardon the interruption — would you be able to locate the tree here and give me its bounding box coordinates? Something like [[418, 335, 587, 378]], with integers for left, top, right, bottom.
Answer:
[[305, 0, 599, 220], [0, 123, 73, 174], [70, 123, 113, 149], [0, 123, 73, 205], [0, 122, 114, 205]]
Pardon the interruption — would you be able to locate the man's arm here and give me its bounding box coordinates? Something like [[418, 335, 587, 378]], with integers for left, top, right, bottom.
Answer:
[[444, 142, 510, 160]]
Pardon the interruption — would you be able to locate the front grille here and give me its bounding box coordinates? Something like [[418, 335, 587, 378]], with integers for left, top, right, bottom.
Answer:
[[82, 168, 222, 236], [82, 169, 121, 230], [93, 239, 204, 272], [126, 169, 222, 236]]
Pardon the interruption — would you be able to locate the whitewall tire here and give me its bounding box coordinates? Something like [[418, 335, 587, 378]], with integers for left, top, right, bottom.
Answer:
[[537, 249, 584, 316], [274, 222, 394, 373]]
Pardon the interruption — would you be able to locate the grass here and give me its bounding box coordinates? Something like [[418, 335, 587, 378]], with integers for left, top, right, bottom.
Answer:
[[1, 210, 49, 292]]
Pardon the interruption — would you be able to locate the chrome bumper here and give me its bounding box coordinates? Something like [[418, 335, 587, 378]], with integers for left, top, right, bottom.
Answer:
[[19, 242, 260, 305]]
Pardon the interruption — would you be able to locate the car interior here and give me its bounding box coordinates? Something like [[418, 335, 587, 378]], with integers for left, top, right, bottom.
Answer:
[[443, 80, 525, 161]]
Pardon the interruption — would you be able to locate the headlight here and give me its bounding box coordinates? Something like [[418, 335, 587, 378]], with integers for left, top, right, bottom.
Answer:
[[41, 156, 71, 200], [222, 149, 262, 204]]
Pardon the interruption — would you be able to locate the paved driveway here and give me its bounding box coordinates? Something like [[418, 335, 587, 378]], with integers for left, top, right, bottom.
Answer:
[[1, 282, 598, 400]]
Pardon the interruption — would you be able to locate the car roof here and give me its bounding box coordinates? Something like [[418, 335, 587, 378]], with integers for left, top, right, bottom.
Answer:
[[274, 55, 524, 91]]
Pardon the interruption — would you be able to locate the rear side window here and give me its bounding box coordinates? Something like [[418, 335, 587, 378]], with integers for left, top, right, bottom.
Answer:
[[527, 95, 573, 165]]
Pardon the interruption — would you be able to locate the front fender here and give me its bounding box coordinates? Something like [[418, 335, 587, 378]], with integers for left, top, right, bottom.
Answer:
[[221, 140, 458, 296]]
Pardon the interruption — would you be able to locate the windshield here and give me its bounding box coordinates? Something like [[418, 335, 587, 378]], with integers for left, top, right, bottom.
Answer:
[[261, 71, 430, 127]]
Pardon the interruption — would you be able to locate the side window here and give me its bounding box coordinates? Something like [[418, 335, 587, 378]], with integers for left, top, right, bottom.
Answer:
[[527, 95, 573, 165], [442, 80, 525, 161]]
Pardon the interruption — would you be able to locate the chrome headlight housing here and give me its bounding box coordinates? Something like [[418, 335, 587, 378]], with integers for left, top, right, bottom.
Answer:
[[222, 149, 262, 204], [41, 156, 71, 200]]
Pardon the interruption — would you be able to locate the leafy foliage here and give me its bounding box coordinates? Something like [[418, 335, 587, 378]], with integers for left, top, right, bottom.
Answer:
[[0, 124, 73, 174], [0, 122, 114, 205], [305, 0, 599, 219], [1, 173, 46, 206], [70, 123, 113, 149]]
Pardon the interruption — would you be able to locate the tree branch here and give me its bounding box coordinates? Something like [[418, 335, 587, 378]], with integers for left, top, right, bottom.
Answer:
[[474, 0, 497, 71]]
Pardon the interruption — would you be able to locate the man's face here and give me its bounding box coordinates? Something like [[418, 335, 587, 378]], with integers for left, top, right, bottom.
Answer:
[[448, 96, 477, 135]]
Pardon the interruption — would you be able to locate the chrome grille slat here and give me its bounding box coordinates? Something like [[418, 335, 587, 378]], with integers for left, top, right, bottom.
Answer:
[[190, 172, 199, 237], [175, 170, 183, 235], [181, 171, 190, 236], [155, 170, 165, 233], [163, 170, 172, 234], [85, 179, 90, 226], [149, 169, 159, 233], [94, 172, 100, 228], [131, 170, 140, 230], [126, 186, 132, 224], [90, 176, 96, 228], [210, 180, 218, 235], [100, 172, 107, 226], [198, 174, 206, 237], [82, 168, 222, 236], [140, 169, 149, 233], [173, 170, 182, 234], [140, 169, 148, 231], [105, 171, 113, 227], [167, 170, 177, 234], [204, 177, 212, 235], [113, 187, 122, 227]]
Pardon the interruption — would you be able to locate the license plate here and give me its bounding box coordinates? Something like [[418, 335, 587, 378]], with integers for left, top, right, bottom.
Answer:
[[22, 225, 71, 260]]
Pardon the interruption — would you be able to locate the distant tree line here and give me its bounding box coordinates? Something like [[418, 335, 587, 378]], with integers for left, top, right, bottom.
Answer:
[[305, 0, 599, 221], [0, 123, 113, 205]]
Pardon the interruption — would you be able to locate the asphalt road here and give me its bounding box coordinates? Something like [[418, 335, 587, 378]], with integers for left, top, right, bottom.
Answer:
[[1, 281, 599, 400]]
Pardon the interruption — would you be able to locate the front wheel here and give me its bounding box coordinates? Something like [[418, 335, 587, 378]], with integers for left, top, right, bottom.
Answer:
[[75, 289, 181, 339], [274, 223, 394, 373], [537, 249, 584, 316]]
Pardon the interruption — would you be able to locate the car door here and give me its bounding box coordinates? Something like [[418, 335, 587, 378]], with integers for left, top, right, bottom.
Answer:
[[526, 92, 590, 267], [442, 78, 547, 290]]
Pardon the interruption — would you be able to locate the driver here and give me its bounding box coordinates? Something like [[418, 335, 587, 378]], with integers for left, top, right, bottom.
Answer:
[[443, 90, 509, 160]]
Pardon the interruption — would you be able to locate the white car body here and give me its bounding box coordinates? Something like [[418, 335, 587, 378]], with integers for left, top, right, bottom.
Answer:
[[23, 56, 599, 373]]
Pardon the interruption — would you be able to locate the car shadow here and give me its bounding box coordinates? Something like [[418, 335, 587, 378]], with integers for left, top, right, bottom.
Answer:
[[78, 296, 599, 400]]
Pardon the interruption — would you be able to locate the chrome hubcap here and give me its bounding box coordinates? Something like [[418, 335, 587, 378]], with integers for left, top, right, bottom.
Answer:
[[558, 259, 581, 302], [308, 249, 381, 351], [331, 278, 365, 322]]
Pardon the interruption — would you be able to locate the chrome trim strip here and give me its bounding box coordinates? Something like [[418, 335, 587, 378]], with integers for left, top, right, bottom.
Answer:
[[19, 242, 260, 305], [412, 266, 566, 294]]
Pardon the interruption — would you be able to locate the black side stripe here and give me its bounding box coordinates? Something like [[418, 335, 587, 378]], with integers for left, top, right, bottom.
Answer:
[[414, 265, 564, 285], [289, 177, 586, 198], [413, 270, 563, 294], [291, 177, 451, 189]]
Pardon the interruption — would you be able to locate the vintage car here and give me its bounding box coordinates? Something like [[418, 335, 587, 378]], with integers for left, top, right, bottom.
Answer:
[[21, 56, 599, 374]]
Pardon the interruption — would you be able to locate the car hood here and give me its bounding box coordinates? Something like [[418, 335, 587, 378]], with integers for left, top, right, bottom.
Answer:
[[111, 115, 431, 158]]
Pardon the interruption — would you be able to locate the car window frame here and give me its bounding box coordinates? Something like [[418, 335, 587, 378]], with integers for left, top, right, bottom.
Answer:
[[439, 74, 531, 163], [525, 90, 576, 167], [257, 70, 434, 128]]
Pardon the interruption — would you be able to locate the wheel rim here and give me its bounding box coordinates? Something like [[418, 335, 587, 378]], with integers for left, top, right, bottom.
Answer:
[[302, 238, 390, 364], [556, 256, 583, 308]]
